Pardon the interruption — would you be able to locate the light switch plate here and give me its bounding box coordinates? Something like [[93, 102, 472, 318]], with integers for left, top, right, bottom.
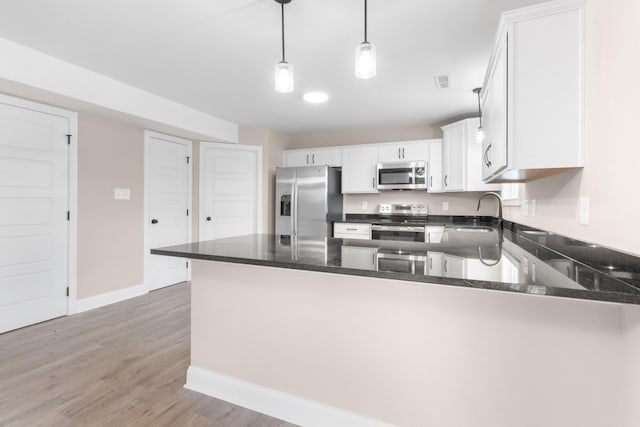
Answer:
[[579, 197, 589, 225], [361, 201, 368, 210], [114, 188, 130, 200], [442, 202, 449, 211]]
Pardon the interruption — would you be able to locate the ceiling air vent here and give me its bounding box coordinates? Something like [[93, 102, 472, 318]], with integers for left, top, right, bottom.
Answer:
[[434, 75, 451, 90]]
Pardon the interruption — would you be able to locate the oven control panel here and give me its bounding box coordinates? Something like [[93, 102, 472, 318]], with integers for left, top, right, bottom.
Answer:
[[378, 204, 427, 216]]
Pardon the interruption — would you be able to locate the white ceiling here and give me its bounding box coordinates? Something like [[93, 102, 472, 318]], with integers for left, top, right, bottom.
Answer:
[[0, 0, 542, 134]]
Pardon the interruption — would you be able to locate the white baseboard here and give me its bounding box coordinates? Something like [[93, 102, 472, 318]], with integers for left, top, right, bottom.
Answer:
[[185, 366, 393, 427], [74, 284, 148, 314]]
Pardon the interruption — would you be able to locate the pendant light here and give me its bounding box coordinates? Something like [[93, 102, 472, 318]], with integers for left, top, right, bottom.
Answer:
[[355, 0, 376, 79], [473, 87, 485, 143], [274, 0, 294, 93]]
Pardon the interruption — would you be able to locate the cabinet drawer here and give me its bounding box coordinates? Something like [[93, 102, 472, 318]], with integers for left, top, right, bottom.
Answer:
[[333, 222, 371, 238]]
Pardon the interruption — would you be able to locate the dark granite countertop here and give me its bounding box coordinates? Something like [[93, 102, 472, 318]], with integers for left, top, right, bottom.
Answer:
[[151, 220, 640, 305]]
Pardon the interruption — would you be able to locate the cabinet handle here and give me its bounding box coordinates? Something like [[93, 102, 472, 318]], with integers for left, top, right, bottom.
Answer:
[[346, 228, 357, 231], [430, 257, 433, 269], [427, 232, 430, 242], [306, 154, 309, 164], [312, 153, 315, 164], [398, 148, 401, 159], [372, 177, 375, 188], [402, 148, 405, 159], [444, 259, 448, 273], [444, 175, 448, 187], [430, 176, 433, 187], [484, 143, 492, 167]]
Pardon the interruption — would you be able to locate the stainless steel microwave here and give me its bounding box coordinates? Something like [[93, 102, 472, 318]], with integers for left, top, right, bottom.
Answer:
[[376, 161, 427, 190]]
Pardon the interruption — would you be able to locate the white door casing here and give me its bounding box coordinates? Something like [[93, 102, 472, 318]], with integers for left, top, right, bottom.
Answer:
[[199, 142, 262, 241], [0, 94, 78, 333], [144, 131, 192, 291]]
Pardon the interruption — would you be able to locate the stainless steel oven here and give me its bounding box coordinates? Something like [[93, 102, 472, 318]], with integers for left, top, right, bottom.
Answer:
[[371, 224, 426, 242], [376, 161, 427, 190]]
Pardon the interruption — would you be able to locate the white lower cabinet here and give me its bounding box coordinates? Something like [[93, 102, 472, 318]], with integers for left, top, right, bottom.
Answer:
[[341, 246, 377, 271], [341, 146, 379, 194], [443, 255, 466, 278], [427, 252, 444, 276]]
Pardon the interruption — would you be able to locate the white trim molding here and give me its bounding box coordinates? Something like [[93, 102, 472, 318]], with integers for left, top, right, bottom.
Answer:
[[74, 284, 147, 314], [185, 366, 392, 427], [0, 37, 238, 143]]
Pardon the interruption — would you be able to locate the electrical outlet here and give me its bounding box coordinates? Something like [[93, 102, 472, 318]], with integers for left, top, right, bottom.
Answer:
[[442, 202, 449, 211], [361, 201, 368, 210], [522, 199, 529, 216], [531, 200, 536, 217], [579, 197, 589, 225]]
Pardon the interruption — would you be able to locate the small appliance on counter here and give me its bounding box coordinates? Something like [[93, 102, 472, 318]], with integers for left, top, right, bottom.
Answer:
[[275, 165, 343, 238], [376, 161, 427, 190]]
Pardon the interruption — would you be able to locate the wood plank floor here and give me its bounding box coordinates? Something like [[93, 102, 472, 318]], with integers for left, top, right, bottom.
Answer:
[[0, 283, 296, 427]]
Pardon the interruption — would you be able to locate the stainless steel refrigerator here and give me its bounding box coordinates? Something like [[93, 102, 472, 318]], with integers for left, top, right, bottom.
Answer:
[[275, 166, 343, 237]]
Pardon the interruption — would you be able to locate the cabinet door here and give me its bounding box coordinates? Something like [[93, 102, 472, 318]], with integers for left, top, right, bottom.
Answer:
[[443, 255, 466, 278], [483, 32, 508, 179], [443, 123, 465, 192], [378, 143, 404, 162], [401, 141, 429, 162], [342, 146, 379, 194], [312, 149, 342, 167], [341, 246, 378, 270], [427, 252, 444, 276], [284, 150, 311, 167], [465, 118, 501, 191], [427, 140, 443, 192]]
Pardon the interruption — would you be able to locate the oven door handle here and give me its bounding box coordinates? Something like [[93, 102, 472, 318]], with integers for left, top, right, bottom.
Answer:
[[371, 225, 426, 233]]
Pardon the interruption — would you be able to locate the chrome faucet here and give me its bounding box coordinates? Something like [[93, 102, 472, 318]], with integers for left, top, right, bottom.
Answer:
[[477, 192, 503, 226]]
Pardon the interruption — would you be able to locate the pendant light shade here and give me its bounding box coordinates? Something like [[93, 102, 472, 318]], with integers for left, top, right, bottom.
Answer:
[[274, 0, 293, 93], [275, 61, 294, 93], [355, 42, 376, 79], [355, 0, 376, 79], [473, 87, 484, 143]]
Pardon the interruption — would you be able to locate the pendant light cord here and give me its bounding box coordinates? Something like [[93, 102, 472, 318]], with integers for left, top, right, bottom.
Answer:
[[364, 0, 368, 43], [281, 2, 286, 62]]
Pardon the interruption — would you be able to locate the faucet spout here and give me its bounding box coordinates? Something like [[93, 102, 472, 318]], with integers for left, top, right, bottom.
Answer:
[[477, 192, 503, 226]]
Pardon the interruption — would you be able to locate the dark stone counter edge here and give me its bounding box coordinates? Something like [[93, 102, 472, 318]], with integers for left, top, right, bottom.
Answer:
[[151, 248, 640, 306]]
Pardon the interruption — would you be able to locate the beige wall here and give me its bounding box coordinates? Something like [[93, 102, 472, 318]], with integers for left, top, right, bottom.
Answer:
[[77, 113, 145, 299], [238, 127, 291, 233], [504, 0, 640, 256], [287, 123, 441, 149], [191, 259, 626, 427]]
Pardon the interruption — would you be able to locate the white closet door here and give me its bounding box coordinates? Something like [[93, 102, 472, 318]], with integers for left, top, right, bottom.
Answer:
[[0, 102, 69, 333]]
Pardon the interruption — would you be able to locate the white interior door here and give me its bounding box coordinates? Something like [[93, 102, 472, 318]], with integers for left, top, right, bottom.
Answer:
[[146, 133, 191, 291], [199, 142, 262, 241], [0, 101, 69, 334]]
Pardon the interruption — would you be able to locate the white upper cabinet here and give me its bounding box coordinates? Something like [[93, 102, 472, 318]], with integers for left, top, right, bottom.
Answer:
[[442, 121, 466, 192], [342, 146, 379, 194], [378, 140, 429, 163], [284, 148, 342, 167], [441, 119, 501, 193], [427, 140, 443, 193], [481, 0, 585, 183]]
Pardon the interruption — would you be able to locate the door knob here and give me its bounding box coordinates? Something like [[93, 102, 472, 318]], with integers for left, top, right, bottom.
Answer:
[[151, 219, 158, 224], [206, 216, 212, 221]]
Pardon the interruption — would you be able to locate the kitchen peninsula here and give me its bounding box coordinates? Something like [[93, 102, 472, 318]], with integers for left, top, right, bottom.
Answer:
[[152, 220, 640, 427]]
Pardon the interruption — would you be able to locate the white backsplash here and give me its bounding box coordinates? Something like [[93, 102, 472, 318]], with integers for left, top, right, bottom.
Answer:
[[344, 191, 499, 216]]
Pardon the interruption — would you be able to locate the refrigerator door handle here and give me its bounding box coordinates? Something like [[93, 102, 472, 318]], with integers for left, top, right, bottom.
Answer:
[[292, 182, 297, 236]]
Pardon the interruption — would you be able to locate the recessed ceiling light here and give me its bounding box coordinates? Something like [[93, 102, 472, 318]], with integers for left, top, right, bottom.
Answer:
[[303, 92, 329, 104]]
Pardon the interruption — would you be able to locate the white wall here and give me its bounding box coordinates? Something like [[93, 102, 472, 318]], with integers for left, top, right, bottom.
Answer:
[[503, 0, 640, 256]]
